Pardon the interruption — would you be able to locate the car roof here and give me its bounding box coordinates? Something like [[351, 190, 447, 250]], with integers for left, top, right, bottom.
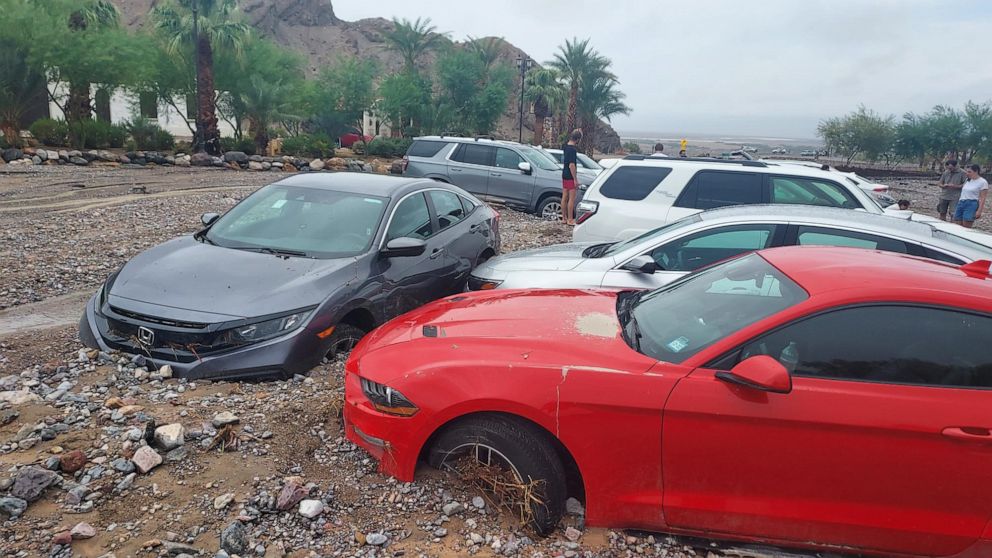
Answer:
[[271, 172, 433, 197], [759, 246, 992, 309], [414, 135, 528, 148], [612, 156, 847, 180]]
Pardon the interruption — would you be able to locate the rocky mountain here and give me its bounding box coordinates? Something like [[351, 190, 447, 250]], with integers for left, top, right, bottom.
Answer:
[[112, 0, 621, 152]]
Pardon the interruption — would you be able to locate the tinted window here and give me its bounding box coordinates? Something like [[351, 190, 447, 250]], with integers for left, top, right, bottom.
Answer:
[[679, 171, 763, 209], [459, 195, 478, 215], [407, 140, 447, 158], [651, 225, 777, 272], [429, 190, 466, 231], [796, 226, 908, 253], [495, 148, 524, 170], [386, 193, 433, 241], [600, 166, 673, 201], [738, 306, 992, 388], [923, 247, 965, 265], [452, 144, 494, 166], [770, 176, 859, 208]]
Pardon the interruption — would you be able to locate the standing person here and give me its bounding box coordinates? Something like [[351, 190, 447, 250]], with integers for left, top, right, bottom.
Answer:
[[938, 159, 966, 221], [953, 164, 988, 228], [650, 142, 668, 157], [561, 129, 582, 225]]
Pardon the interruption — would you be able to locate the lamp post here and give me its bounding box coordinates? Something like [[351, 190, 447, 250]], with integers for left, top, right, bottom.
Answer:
[[516, 54, 533, 143], [191, 0, 203, 153]]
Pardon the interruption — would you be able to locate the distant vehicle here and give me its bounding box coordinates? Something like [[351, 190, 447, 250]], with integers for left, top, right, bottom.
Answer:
[[401, 136, 595, 220], [340, 133, 373, 148], [799, 149, 817, 157], [544, 147, 604, 175], [771, 147, 789, 155]]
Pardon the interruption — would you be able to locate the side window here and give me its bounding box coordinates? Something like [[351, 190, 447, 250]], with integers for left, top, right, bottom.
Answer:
[[408, 140, 447, 158], [923, 247, 965, 265], [796, 226, 908, 254], [386, 193, 433, 241], [650, 225, 777, 272], [738, 306, 992, 388], [494, 148, 524, 170], [451, 144, 494, 166], [459, 195, 478, 215], [770, 176, 860, 209], [429, 190, 466, 231], [677, 171, 763, 210], [599, 166, 673, 201]]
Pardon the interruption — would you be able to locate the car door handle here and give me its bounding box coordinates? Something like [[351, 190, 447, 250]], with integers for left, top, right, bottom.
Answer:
[[429, 248, 445, 259], [941, 427, 992, 442], [490, 172, 502, 177], [451, 168, 462, 172], [469, 223, 483, 233]]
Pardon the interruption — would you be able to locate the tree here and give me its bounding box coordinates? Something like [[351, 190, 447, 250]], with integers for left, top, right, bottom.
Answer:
[[383, 17, 449, 72], [0, 0, 45, 145], [466, 36, 504, 69], [964, 101, 992, 164], [894, 112, 930, 168], [311, 57, 377, 146], [548, 38, 612, 135], [924, 105, 966, 162], [577, 75, 630, 154], [816, 105, 894, 165], [153, 0, 251, 155], [435, 48, 512, 135], [378, 71, 431, 137], [525, 68, 566, 146]]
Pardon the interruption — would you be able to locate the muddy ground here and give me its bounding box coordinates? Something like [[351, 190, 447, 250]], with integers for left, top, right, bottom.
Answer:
[[0, 164, 971, 558]]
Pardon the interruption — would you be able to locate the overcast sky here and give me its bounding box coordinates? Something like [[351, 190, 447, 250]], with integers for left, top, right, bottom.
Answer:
[[336, 0, 992, 139]]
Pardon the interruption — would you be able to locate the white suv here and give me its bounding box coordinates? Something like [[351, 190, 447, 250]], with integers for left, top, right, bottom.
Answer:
[[573, 156, 888, 242]]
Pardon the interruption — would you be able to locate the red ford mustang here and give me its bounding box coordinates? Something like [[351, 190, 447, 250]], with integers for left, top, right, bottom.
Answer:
[[344, 246, 992, 558]]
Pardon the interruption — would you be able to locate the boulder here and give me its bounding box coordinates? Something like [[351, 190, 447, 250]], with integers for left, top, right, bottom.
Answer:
[[247, 161, 264, 171], [153, 423, 185, 450], [0, 390, 42, 406], [53, 530, 72, 545], [309, 158, 325, 170], [70, 522, 96, 539], [275, 481, 308, 511], [298, 499, 323, 518], [220, 521, 248, 556], [131, 445, 163, 473], [69, 157, 89, 166], [59, 450, 87, 474], [0, 497, 28, 518], [10, 466, 59, 502], [190, 152, 214, 167], [211, 411, 239, 427], [223, 151, 249, 164], [2, 148, 23, 162], [248, 154, 263, 162]]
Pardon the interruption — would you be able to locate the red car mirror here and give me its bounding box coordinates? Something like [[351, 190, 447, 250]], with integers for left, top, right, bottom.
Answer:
[[716, 355, 792, 394]]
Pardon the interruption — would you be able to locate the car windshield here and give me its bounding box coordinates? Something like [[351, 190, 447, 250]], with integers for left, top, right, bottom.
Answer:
[[518, 145, 561, 171], [204, 184, 388, 258], [619, 253, 808, 363], [577, 153, 603, 170], [599, 214, 703, 257]]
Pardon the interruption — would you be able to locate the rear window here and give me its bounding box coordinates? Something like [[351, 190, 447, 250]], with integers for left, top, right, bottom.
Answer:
[[452, 144, 494, 166], [677, 170, 763, 209], [407, 140, 447, 158], [599, 166, 673, 201]]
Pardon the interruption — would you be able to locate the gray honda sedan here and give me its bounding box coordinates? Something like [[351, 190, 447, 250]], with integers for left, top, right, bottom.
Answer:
[[80, 173, 500, 380]]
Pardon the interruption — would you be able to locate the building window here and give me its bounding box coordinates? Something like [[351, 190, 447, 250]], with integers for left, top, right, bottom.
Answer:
[[139, 92, 158, 120], [185, 94, 196, 120], [95, 89, 111, 122]]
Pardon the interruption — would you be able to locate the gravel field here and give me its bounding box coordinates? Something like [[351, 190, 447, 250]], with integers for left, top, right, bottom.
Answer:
[[5, 164, 983, 558]]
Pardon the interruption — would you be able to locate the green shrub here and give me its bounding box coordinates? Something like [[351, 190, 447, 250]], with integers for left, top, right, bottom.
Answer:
[[125, 118, 174, 151], [365, 137, 412, 158], [29, 118, 70, 147], [107, 124, 127, 148], [622, 141, 641, 154], [174, 140, 193, 154], [154, 128, 175, 151], [282, 133, 334, 159], [65, 119, 126, 149], [220, 136, 256, 155]]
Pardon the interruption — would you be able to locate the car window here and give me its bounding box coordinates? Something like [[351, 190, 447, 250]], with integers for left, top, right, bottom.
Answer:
[[517, 145, 560, 171], [429, 190, 466, 231], [386, 193, 433, 241], [738, 306, 992, 388], [407, 140, 447, 158], [923, 247, 965, 265], [650, 225, 777, 272], [494, 148, 524, 170], [796, 226, 908, 253], [451, 144, 494, 166], [770, 176, 859, 208], [678, 171, 763, 209], [600, 166, 673, 201], [549, 151, 564, 164], [577, 153, 603, 170]]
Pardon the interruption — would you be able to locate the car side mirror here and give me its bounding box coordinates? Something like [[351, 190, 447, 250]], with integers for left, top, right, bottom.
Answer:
[[620, 255, 660, 274], [201, 212, 220, 227], [380, 237, 427, 258], [716, 355, 792, 394], [518, 161, 532, 175]]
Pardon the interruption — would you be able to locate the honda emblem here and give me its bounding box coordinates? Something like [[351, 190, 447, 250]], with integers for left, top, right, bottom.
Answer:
[[137, 326, 155, 346]]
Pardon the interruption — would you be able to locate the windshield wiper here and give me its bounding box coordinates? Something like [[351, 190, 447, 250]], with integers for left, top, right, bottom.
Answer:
[[233, 246, 309, 258], [582, 242, 615, 258]]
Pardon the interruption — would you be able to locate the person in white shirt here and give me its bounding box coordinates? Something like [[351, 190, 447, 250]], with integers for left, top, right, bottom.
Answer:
[[953, 164, 989, 228], [649, 142, 668, 157]]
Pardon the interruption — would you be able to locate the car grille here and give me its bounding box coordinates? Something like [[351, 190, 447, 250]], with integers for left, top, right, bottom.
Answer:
[[98, 308, 239, 364], [109, 306, 208, 329]]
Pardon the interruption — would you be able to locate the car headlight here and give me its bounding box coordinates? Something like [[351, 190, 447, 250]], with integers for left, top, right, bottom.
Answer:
[[223, 309, 313, 344], [98, 269, 122, 314], [467, 275, 503, 291], [360, 378, 419, 416]]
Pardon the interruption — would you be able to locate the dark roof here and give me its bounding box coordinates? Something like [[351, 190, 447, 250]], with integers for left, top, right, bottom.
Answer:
[[272, 172, 431, 196]]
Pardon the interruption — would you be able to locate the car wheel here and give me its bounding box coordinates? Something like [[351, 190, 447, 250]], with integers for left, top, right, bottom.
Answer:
[[428, 415, 567, 535], [536, 196, 562, 221], [325, 323, 365, 361]]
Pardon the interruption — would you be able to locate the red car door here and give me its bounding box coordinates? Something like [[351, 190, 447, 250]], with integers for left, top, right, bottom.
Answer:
[[662, 305, 992, 556]]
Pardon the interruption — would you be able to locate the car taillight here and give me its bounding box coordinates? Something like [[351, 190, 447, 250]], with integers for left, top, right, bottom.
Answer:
[[873, 186, 887, 192], [575, 200, 598, 224]]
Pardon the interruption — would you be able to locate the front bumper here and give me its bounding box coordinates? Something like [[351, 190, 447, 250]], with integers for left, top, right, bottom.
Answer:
[[79, 293, 324, 380]]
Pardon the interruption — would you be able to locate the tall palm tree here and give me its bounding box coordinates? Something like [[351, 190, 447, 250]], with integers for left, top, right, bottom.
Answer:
[[153, 0, 250, 155], [578, 76, 630, 154], [62, 0, 120, 122], [466, 36, 504, 69], [240, 75, 299, 154], [384, 17, 449, 73], [524, 68, 566, 146], [548, 38, 612, 135]]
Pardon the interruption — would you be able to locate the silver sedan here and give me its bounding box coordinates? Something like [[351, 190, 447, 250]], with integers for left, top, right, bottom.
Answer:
[[468, 204, 992, 291]]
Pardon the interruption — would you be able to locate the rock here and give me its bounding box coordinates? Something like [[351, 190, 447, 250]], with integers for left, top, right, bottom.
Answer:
[[365, 532, 387, 546], [248, 154, 263, 162], [159, 365, 173, 378], [472, 496, 486, 509], [0, 389, 42, 405], [13, 423, 34, 441], [71, 521, 97, 539], [442, 502, 464, 516], [115, 473, 136, 492], [175, 155, 190, 167], [565, 497, 585, 516], [154, 423, 185, 450], [165, 446, 188, 462], [284, 163, 297, 172], [220, 521, 248, 556], [211, 411, 239, 427], [2, 148, 23, 162], [44, 456, 61, 471], [309, 158, 325, 170], [131, 445, 163, 473], [10, 466, 59, 502], [126, 427, 143, 442], [53, 530, 72, 545], [298, 499, 323, 518], [70, 156, 89, 165], [66, 485, 91, 505], [111, 458, 135, 473], [214, 492, 235, 510], [248, 161, 264, 171], [261, 161, 271, 170], [31, 155, 41, 164], [0, 497, 28, 518], [59, 450, 87, 473], [565, 526, 582, 541], [190, 152, 214, 166], [275, 481, 308, 511], [433, 527, 448, 537], [326, 157, 346, 169], [223, 151, 249, 164]]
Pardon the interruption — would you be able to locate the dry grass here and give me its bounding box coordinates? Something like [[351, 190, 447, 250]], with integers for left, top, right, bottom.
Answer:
[[452, 455, 546, 526]]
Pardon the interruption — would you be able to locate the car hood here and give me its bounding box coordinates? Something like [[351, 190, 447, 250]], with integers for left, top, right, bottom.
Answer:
[[107, 236, 355, 322], [473, 242, 600, 275]]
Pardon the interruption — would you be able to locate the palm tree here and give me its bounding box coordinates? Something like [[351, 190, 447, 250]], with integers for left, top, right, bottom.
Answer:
[[153, 0, 250, 155], [0, 39, 45, 146], [524, 68, 566, 146], [384, 17, 449, 72], [578, 76, 630, 154], [548, 38, 612, 135], [466, 36, 504, 69], [240, 75, 299, 154], [61, 0, 120, 122]]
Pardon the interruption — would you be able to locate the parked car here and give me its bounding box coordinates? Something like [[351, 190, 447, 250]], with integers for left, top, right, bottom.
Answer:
[[766, 159, 897, 206], [79, 173, 500, 381], [468, 204, 992, 291], [799, 149, 817, 156], [344, 246, 992, 556], [572, 155, 888, 243], [544, 147, 605, 175], [401, 136, 594, 220]]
